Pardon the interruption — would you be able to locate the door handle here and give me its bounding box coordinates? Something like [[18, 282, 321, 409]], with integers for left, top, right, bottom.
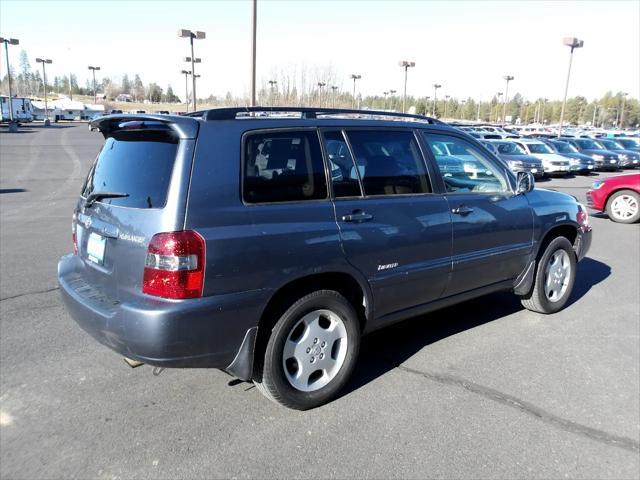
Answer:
[[451, 205, 474, 215], [341, 211, 373, 222]]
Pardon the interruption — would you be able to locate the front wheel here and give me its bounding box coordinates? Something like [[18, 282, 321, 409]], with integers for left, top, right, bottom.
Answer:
[[606, 190, 640, 224], [520, 236, 576, 314], [255, 290, 360, 410]]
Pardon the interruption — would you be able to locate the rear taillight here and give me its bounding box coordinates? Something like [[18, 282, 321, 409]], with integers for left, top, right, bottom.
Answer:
[[72, 214, 78, 255], [142, 231, 205, 299], [577, 204, 589, 232]]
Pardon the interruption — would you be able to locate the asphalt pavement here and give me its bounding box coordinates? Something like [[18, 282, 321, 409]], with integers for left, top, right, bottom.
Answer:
[[1, 123, 638, 479]]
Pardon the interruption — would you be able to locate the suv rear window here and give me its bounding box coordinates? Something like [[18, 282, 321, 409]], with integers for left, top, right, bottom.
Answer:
[[81, 129, 178, 208], [243, 131, 328, 203]]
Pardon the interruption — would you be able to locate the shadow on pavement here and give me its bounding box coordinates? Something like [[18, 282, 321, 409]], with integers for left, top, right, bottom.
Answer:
[[0, 188, 28, 194], [343, 256, 610, 396]]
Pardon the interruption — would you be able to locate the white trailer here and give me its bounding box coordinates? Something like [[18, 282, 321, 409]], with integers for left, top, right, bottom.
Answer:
[[0, 96, 34, 123]]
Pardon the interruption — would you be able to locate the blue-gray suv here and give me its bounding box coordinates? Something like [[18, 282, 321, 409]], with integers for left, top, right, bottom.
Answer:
[[58, 108, 592, 409]]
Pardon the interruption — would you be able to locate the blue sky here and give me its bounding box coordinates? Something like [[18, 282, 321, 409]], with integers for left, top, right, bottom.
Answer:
[[1, 0, 638, 101]]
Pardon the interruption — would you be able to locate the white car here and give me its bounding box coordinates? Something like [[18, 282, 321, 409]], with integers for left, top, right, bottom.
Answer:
[[510, 139, 571, 176]]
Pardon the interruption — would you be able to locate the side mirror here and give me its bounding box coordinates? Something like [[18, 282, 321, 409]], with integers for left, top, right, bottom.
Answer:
[[516, 171, 535, 194]]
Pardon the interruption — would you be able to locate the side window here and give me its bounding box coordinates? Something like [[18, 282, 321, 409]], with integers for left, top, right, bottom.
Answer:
[[322, 131, 361, 198], [344, 130, 431, 196], [422, 133, 510, 194], [243, 131, 328, 203]]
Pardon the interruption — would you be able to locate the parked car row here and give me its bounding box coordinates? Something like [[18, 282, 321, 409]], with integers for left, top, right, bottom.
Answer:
[[455, 125, 639, 178]]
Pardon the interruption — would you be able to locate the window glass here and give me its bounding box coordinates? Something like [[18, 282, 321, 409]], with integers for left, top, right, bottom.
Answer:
[[322, 131, 361, 197], [422, 133, 510, 194], [344, 130, 430, 196], [243, 131, 328, 203], [82, 128, 178, 208], [527, 143, 553, 154]]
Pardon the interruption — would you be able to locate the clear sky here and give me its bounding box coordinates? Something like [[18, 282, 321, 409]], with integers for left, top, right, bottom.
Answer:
[[1, 0, 638, 101]]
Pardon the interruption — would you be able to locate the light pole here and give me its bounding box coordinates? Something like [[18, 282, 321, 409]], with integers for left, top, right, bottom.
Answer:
[[443, 95, 450, 119], [331, 85, 338, 107], [181, 70, 191, 111], [250, 0, 257, 106], [619, 92, 629, 130], [1, 37, 19, 132], [398, 60, 415, 113], [431, 84, 441, 116], [501, 75, 514, 127], [350, 74, 361, 108], [317, 82, 326, 107], [558, 37, 584, 136], [389, 89, 396, 111], [178, 29, 205, 111], [87, 66, 100, 104], [268, 80, 278, 106], [383, 91, 389, 110], [36, 57, 53, 126]]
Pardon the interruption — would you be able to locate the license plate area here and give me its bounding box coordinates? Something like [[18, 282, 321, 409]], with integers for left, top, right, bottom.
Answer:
[[87, 232, 107, 265]]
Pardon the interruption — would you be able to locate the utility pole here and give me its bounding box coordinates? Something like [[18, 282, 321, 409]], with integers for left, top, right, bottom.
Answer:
[[501, 75, 514, 127], [398, 60, 415, 113], [432, 84, 441, 116], [179, 29, 205, 111], [36, 57, 53, 126], [88, 66, 100, 104], [558, 37, 584, 136], [350, 74, 361, 108]]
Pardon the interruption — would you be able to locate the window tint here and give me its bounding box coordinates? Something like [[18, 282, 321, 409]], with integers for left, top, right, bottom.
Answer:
[[344, 130, 430, 196], [322, 131, 361, 198], [422, 133, 510, 194], [82, 129, 178, 208], [243, 131, 328, 203]]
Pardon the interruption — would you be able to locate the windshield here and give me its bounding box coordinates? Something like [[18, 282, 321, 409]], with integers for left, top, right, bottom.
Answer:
[[574, 139, 601, 149], [526, 143, 553, 154], [496, 142, 526, 155], [618, 138, 639, 148], [552, 141, 577, 153], [599, 140, 623, 150]]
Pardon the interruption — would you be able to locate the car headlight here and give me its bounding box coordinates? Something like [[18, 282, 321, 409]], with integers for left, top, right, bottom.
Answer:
[[592, 154, 604, 160], [591, 180, 604, 190], [570, 158, 580, 165], [508, 160, 523, 168], [618, 154, 628, 160]]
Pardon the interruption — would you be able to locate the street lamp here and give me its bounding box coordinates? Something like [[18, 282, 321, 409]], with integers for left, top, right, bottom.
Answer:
[[36, 57, 53, 126], [558, 37, 584, 136], [87, 66, 101, 104], [350, 74, 361, 108], [331, 85, 338, 107], [443, 95, 450, 119], [0, 37, 19, 131], [398, 60, 415, 113], [619, 92, 629, 130], [431, 84, 441, 116], [501, 75, 514, 127], [180, 70, 191, 112], [178, 29, 205, 111], [317, 82, 326, 106]]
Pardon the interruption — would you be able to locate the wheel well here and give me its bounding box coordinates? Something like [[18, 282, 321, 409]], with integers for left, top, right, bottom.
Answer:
[[538, 225, 578, 260], [252, 273, 367, 380]]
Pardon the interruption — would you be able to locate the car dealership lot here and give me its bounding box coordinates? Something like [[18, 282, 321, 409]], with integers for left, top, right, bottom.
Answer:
[[1, 124, 638, 479]]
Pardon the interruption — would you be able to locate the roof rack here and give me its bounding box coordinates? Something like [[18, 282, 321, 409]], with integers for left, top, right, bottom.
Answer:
[[196, 106, 444, 124]]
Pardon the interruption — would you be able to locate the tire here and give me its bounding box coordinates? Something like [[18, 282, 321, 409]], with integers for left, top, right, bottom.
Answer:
[[254, 290, 360, 410], [520, 236, 576, 314], [605, 190, 640, 224]]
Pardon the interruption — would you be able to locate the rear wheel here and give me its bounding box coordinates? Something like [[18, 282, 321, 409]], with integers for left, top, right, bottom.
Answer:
[[606, 190, 640, 224], [520, 236, 576, 314], [255, 290, 360, 410]]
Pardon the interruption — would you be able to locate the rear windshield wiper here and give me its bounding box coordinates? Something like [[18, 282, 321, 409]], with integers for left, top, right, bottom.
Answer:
[[84, 191, 129, 207]]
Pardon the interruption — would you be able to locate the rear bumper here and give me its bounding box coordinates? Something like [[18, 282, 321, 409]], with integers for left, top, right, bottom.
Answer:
[[58, 254, 268, 370]]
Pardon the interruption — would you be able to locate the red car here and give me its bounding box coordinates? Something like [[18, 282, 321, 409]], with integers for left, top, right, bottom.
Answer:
[[586, 173, 640, 223]]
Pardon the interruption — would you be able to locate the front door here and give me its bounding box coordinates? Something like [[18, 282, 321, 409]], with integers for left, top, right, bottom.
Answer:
[[421, 132, 534, 296]]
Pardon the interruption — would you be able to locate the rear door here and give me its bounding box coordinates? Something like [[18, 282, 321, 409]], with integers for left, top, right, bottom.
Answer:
[[323, 129, 452, 319], [421, 131, 533, 296], [74, 119, 195, 308]]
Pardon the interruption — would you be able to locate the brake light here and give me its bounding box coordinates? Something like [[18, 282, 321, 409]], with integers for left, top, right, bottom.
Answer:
[[577, 204, 589, 232], [142, 231, 205, 299], [72, 214, 78, 255]]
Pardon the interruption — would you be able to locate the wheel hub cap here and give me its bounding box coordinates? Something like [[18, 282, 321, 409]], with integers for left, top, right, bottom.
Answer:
[[544, 249, 571, 302], [282, 309, 348, 392], [611, 195, 638, 220]]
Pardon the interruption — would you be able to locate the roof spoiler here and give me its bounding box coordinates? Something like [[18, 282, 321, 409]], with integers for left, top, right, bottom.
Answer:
[[90, 114, 199, 139]]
